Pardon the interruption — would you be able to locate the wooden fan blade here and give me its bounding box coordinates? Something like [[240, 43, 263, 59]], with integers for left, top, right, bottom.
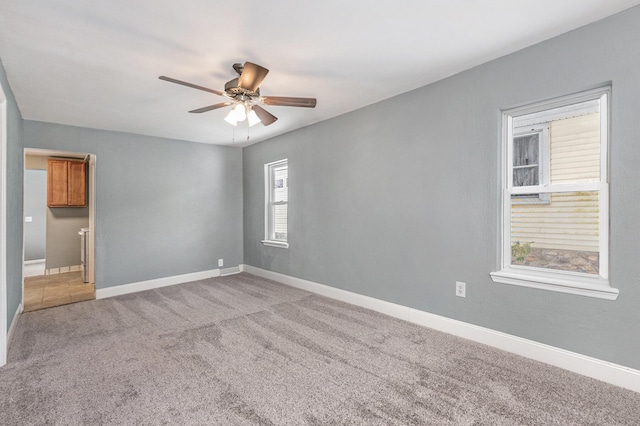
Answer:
[[189, 102, 232, 113], [238, 62, 269, 92], [252, 105, 278, 126], [159, 76, 224, 97], [262, 96, 317, 108]]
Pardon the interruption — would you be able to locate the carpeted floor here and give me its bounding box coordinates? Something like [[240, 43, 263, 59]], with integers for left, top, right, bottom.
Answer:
[[1, 273, 639, 425]]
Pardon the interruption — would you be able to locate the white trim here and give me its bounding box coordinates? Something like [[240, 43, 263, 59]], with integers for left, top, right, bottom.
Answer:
[[23, 258, 45, 265], [490, 270, 618, 300], [242, 264, 409, 320], [45, 265, 81, 275], [88, 154, 96, 284], [95, 269, 220, 299], [507, 87, 609, 118], [7, 302, 22, 352], [240, 264, 640, 394], [513, 98, 600, 128], [509, 181, 604, 195], [261, 239, 289, 249], [406, 307, 639, 394], [0, 84, 7, 367]]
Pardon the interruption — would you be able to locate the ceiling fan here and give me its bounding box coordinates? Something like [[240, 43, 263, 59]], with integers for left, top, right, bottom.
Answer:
[[159, 62, 317, 127]]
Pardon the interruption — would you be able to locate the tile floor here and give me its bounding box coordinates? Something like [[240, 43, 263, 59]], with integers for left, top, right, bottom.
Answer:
[[24, 271, 95, 312]]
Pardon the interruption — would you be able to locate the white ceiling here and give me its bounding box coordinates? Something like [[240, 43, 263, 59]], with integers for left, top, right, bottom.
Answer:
[[1, 1, 638, 147]]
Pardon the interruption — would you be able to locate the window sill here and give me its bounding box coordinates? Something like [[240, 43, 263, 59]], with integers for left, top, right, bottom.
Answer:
[[261, 240, 289, 249], [490, 269, 619, 300]]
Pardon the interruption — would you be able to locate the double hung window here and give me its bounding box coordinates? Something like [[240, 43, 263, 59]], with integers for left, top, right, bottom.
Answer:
[[263, 159, 288, 248], [491, 87, 618, 300]]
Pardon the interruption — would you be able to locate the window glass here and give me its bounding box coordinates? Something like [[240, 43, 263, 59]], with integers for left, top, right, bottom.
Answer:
[[549, 112, 600, 184], [273, 204, 287, 240], [510, 191, 600, 274]]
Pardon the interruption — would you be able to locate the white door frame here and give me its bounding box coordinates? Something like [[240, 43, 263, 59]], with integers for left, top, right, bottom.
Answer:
[[23, 149, 96, 286], [0, 82, 8, 366], [88, 154, 96, 283]]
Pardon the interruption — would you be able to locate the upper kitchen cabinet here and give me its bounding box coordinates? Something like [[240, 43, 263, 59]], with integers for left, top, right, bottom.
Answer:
[[47, 159, 87, 207]]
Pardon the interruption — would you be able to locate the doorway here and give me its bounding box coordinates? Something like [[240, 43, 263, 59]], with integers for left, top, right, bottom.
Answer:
[[23, 149, 96, 311]]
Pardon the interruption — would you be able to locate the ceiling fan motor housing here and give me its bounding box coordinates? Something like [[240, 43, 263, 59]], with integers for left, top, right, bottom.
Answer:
[[225, 78, 260, 99]]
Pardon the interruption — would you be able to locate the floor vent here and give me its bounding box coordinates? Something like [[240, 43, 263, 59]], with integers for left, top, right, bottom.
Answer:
[[220, 266, 240, 276]]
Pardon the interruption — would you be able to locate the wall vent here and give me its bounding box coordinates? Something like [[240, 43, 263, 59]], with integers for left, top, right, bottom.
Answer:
[[220, 266, 240, 276]]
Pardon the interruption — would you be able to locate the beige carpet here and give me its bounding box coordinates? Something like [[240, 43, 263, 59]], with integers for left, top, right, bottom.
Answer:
[[2, 273, 639, 425]]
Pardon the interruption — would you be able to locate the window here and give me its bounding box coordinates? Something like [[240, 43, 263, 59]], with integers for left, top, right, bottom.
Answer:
[[262, 159, 288, 248], [512, 124, 549, 204], [491, 87, 618, 300]]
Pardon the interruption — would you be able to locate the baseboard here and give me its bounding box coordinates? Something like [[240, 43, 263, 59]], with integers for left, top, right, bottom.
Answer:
[[240, 264, 640, 394], [45, 265, 81, 275], [96, 269, 221, 299], [23, 259, 45, 265]]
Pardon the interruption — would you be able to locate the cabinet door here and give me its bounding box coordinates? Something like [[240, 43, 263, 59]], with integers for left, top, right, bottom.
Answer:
[[68, 161, 87, 206], [47, 159, 69, 207]]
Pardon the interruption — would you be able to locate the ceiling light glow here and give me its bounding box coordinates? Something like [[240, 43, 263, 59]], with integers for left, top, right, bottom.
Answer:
[[247, 108, 261, 126]]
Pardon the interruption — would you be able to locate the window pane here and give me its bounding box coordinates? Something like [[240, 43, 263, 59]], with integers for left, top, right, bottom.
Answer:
[[513, 166, 539, 187], [513, 134, 539, 186], [510, 191, 599, 274], [273, 168, 288, 202], [549, 111, 600, 184], [513, 134, 539, 166], [512, 99, 601, 186], [274, 204, 287, 240]]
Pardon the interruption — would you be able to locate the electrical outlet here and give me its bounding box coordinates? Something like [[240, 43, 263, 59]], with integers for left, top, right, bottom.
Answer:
[[218, 259, 224, 267], [456, 281, 466, 298]]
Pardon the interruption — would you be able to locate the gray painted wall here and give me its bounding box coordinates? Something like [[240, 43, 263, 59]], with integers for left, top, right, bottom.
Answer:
[[244, 6, 640, 370], [23, 122, 243, 289], [46, 206, 88, 268], [23, 169, 46, 261], [0, 57, 23, 331]]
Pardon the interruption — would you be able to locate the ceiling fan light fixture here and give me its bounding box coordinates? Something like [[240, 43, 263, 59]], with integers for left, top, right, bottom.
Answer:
[[232, 103, 247, 121], [247, 108, 261, 126], [224, 110, 238, 126]]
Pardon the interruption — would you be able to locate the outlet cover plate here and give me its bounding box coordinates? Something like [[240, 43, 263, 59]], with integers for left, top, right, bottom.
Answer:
[[456, 281, 466, 297], [218, 259, 224, 267]]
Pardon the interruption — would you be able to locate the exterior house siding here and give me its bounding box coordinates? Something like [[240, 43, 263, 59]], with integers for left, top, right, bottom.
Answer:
[[511, 112, 600, 252]]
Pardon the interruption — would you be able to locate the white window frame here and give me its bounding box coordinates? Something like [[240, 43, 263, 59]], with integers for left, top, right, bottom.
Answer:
[[262, 159, 289, 249], [490, 87, 618, 300]]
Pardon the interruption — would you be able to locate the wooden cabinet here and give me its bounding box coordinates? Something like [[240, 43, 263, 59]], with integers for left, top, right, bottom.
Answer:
[[47, 159, 87, 207]]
